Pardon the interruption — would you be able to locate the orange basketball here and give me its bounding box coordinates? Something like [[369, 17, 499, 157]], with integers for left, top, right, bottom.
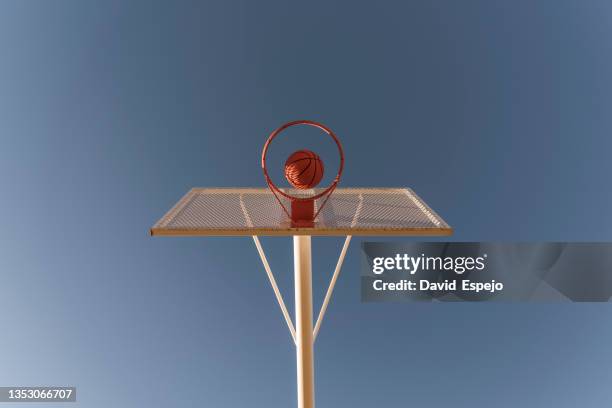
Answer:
[[284, 149, 324, 189]]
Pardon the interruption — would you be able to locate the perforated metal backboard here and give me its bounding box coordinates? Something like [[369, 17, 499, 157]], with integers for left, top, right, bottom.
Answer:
[[150, 188, 451, 236]]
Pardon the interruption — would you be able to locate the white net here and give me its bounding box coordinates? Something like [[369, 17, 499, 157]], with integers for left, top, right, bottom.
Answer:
[[151, 188, 451, 236]]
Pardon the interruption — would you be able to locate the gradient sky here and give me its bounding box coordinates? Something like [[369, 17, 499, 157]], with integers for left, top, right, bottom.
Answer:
[[1, 1, 611, 407]]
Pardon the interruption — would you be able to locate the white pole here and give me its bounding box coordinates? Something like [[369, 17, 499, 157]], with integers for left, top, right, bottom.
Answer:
[[294, 235, 315, 408]]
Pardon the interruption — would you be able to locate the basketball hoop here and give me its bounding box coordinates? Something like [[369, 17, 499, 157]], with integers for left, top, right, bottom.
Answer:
[[261, 120, 345, 227], [151, 121, 452, 408]]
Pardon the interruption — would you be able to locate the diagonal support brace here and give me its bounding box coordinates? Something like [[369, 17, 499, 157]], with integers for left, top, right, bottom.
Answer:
[[252, 236, 297, 344], [313, 235, 352, 342]]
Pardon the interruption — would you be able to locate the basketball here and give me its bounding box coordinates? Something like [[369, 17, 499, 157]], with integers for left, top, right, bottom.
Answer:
[[284, 149, 324, 189]]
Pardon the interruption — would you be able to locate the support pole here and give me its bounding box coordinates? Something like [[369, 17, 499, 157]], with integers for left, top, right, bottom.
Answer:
[[294, 235, 315, 408]]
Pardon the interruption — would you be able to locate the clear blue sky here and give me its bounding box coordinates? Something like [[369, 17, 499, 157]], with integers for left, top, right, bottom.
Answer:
[[0, 1, 611, 407]]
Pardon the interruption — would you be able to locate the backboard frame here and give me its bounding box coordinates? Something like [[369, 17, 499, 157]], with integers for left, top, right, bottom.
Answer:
[[150, 187, 453, 237]]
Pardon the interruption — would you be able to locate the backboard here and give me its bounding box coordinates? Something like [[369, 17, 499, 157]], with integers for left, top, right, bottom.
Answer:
[[150, 187, 452, 236]]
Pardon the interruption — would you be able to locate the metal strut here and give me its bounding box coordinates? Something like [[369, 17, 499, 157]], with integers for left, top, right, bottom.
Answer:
[[313, 235, 351, 341], [244, 191, 358, 348], [252, 236, 297, 344], [241, 193, 296, 343], [252, 234, 352, 346], [313, 193, 360, 341]]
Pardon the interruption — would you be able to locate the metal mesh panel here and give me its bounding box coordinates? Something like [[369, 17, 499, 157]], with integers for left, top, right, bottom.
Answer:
[[151, 188, 451, 236]]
